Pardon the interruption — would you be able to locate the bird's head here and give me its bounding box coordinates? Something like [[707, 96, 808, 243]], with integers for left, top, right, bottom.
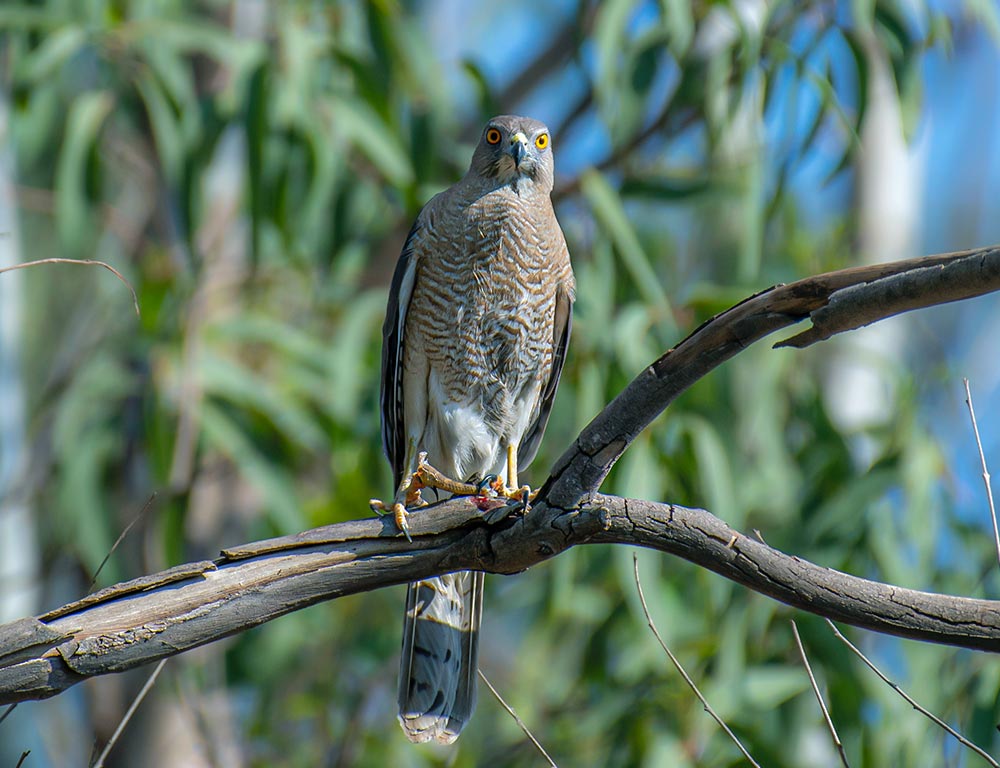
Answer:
[[468, 115, 554, 194]]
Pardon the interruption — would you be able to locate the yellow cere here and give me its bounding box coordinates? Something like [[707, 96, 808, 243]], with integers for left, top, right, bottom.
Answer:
[[486, 128, 501, 145], [535, 132, 549, 149]]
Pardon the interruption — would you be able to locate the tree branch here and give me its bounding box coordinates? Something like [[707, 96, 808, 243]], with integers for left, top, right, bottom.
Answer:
[[2, 244, 999, 705], [540, 245, 1000, 510]]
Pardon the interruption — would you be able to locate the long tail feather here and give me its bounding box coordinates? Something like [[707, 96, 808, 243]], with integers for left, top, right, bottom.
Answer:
[[398, 571, 484, 744]]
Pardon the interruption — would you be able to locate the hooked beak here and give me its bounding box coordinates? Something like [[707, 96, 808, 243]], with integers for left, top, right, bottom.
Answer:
[[508, 131, 529, 168]]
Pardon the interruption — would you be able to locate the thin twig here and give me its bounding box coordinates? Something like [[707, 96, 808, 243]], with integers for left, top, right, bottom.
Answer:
[[478, 669, 557, 768], [88, 493, 157, 592], [825, 620, 999, 767], [964, 379, 1000, 570], [0, 258, 140, 316], [0, 702, 16, 726], [15, 751, 29, 768], [90, 659, 167, 768], [633, 554, 762, 768], [790, 620, 850, 768]]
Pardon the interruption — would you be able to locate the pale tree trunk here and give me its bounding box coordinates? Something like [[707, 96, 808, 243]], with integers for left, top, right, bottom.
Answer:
[[825, 34, 922, 457], [0, 80, 43, 768], [695, 0, 768, 282], [0, 69, 37, 624]]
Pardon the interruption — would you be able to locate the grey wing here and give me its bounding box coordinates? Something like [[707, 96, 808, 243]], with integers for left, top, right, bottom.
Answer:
[[518, 280, 574, 470], [380, 223, 421, 487]]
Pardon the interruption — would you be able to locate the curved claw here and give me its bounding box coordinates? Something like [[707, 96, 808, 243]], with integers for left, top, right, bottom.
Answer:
[[476, 475, 498, 496], [517, 484, 532, 513], [393, 502, 412, 543], [371, 498, 412, 541]]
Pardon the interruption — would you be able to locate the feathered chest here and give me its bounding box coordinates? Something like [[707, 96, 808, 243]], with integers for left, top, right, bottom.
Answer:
[[409, 198, 560, 392], [460, 199, 549, 283]]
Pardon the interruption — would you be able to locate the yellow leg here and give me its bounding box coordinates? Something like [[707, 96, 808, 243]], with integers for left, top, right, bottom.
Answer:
[[370, 447, 485, 539], [371, 442, 540, 533], [503, 443, 533, 511], [506, 443, 518, 490]]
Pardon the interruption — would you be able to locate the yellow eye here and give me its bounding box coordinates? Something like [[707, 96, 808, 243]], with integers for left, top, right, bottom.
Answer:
[[535, 132, 549, 150], [486, 128, 501, 145]]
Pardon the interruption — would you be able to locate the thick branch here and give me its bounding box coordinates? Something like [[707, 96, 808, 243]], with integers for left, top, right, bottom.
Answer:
[[590, 497, 1000, 649], [0, 505, 497, 704], [541, 245, 1000, 510], [2, 244, 999, 704], [4, 493, 1000, 705]]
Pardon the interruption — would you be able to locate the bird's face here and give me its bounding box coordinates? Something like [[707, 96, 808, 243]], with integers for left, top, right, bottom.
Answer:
[[469, 115, 554, 194]]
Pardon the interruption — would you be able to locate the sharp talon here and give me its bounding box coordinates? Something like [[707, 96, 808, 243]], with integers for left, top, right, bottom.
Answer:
[[370, 498, 389, 516], [393, 502, 412, 542], [498, 486, 531, 515], [476, 475, 498, 496], [518, 485, 531, 513]]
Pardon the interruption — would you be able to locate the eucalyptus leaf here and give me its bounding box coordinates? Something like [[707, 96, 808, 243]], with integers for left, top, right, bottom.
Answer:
[[198, 401, 304, 533], [199, 350, 327, 451], [580, 169, 674, 329], [55, 90, 113, 252], [330, 96, 414, 187], [15, 25, 86, 83]]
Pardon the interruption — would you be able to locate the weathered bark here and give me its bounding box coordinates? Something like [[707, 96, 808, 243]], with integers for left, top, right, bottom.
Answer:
[[2, 244, 999, 705]]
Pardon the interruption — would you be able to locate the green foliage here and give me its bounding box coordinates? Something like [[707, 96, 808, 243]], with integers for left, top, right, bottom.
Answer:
[[2, 1, 998, 766]]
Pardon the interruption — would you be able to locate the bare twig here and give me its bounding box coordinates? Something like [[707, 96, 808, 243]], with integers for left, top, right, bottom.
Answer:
[[790, 620, 850, 768], [825, 620, 998, 767], [88, 493, 157, 592], [90, 659, 167, 768], [0, 258, 140, 316], [633, 554, 761, 768], [478, 669, 557, 767], [964, 379, 1000, 570], [15, 751, 29, 768], [0, 702, 15, 725]]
